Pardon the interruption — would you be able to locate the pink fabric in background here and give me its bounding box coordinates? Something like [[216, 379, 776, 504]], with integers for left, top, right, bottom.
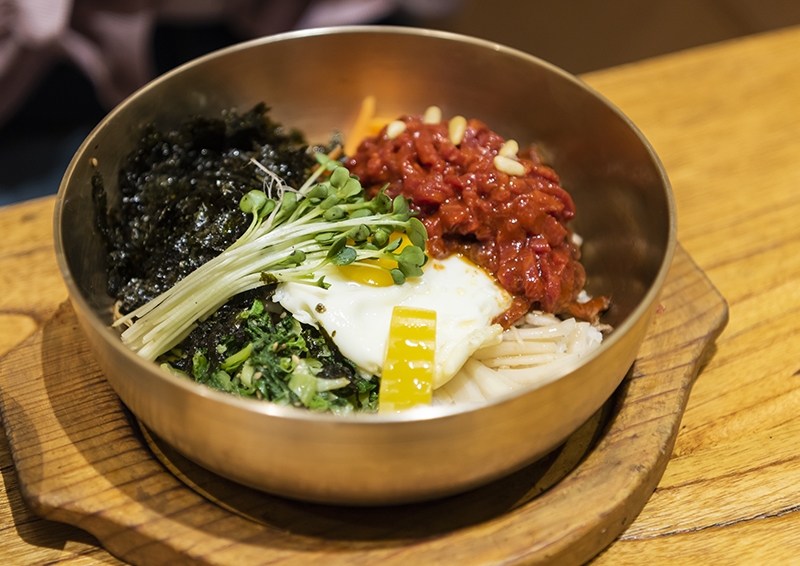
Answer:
[[0, 0, 461, 125]]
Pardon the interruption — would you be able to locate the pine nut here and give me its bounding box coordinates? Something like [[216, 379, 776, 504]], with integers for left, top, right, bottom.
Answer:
[[494, 154, 527, 176], [386, 120, 407, 139], [498, 139, 519, 158], [423, 105, 442, 124], [449, 115, 467, 145]]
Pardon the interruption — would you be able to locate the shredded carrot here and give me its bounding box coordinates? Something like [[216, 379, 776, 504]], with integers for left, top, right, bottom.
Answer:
[[344, 95, 376, 156], [309, 145, 342, 176], [367, 117, 391, 137], [327, 145, 342, 161]]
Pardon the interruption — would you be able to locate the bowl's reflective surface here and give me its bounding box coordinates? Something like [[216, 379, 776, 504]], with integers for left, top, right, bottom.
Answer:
[[54, 26, 675, 505]]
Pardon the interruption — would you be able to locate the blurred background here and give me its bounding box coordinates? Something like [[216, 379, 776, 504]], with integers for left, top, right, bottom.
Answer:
[[426, 0, 800, 74], [2, 0, 799, 206]]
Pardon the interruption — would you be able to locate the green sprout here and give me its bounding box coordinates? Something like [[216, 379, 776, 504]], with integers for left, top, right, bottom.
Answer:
[[114, 154, 428, 361]]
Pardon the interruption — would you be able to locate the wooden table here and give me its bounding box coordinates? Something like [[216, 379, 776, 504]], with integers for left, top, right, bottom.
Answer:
[[2, 24, 800, 565]]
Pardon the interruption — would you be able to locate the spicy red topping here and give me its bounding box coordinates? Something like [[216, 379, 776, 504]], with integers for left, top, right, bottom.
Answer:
[[345, 115, 608, 327]]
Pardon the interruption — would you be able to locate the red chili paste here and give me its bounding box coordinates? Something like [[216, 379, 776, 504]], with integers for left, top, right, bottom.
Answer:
[[345, 115, 608, 327]]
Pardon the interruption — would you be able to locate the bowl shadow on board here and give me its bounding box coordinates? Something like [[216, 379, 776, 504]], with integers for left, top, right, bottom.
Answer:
[[36, 299, 629, 548], [137, 377, 627, 544]]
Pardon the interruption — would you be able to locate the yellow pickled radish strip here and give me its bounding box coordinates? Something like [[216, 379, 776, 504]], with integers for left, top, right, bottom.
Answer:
[[379, 306, 437, 413], [344, 95, 376, 156]]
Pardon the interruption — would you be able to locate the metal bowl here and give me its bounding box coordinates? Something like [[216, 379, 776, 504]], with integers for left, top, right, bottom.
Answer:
[[54, 26, 676, 505]]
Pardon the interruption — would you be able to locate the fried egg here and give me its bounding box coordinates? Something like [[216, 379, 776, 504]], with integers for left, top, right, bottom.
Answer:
[[272, 255, 513, 388]]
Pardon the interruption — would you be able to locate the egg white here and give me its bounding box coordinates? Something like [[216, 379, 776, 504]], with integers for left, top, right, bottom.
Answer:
[[272, 255, 513, 388]]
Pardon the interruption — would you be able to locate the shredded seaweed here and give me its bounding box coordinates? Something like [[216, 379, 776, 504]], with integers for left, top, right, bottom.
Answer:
[[94, 103, 321, 313]]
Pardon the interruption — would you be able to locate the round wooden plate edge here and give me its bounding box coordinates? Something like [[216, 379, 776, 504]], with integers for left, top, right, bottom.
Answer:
[[0, 245, 729, 566]]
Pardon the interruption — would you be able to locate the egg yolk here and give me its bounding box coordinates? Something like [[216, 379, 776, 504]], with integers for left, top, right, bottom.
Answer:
[[378, 306, 437, 413], [338, 233, 415, 286]]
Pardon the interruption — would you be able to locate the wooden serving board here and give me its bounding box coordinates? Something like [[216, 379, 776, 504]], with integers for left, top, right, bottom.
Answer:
[[0, 244, 727, 566]]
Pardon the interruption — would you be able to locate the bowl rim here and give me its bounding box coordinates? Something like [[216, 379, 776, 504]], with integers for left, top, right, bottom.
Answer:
[[53, 24, 677, 425]]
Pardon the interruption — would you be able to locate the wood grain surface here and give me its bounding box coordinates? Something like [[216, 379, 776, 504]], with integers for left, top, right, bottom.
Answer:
[[0, 244, 725, 566], [583, 26, 800, 564], [0, 23, 799, 565]]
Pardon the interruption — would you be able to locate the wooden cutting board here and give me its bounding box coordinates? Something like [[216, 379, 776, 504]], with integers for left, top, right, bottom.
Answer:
[[0, 244, 727, 566]]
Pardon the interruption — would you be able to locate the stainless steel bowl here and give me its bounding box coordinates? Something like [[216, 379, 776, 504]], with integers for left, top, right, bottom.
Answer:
[[54, 26, 676, 505]]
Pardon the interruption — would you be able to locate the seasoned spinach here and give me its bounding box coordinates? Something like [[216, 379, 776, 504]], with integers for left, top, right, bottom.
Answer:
[[160, 290, 379, 414]]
